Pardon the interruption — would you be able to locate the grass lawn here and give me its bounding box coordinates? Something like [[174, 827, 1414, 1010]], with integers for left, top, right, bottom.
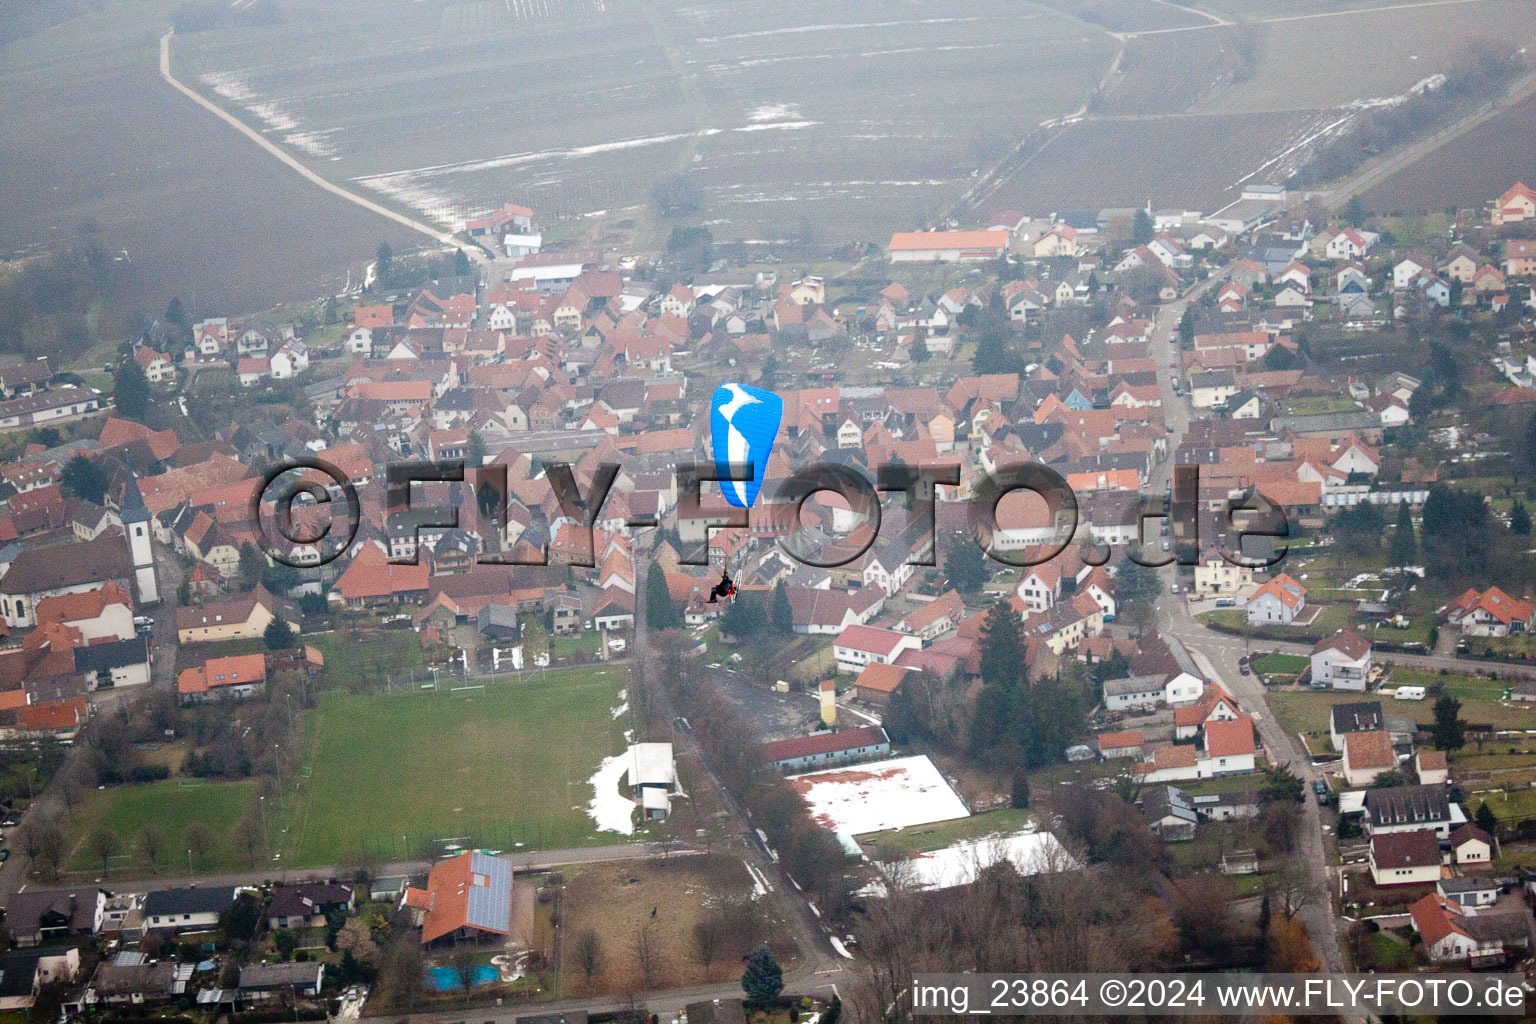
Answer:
[[1199, 603, 1355, 642], [857, 807, 1035, 856], [549, 630, 602, 661], [64, 780, 258, 876], [1387, 666, 1507, 700], [1251, 653, 1309, 682], [1465, 634, 1536, 661], [288, 666, 627, 864], [1271, 688, 1536, 742], [1368, 930, 1413, 969], [306, 629, 426, 685]]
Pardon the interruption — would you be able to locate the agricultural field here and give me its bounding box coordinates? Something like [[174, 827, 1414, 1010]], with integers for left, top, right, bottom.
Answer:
[[983, 110, 1326, 216], [170, 0, 1117, 244], [1362, 90, 1536, 215], [0, 0, 420, 331], [1189, 0, 1536, 116], [62, 779, 259, 877], [286, 666, 631, 864]]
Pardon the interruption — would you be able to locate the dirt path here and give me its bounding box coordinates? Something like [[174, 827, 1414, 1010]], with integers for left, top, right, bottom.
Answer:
[[157, 30, 488, 265]]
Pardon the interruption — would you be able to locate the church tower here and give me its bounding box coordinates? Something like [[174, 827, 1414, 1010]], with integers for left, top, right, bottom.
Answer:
[[121, 474, 159, 604]]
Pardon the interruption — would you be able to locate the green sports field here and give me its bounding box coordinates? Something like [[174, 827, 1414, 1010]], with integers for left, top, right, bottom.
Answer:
[[287, 667, 630, 864], [65, 779, 258, 875]]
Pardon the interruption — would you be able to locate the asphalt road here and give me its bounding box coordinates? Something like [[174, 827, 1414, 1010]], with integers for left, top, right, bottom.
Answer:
[[1146, 290, 1350, 976]]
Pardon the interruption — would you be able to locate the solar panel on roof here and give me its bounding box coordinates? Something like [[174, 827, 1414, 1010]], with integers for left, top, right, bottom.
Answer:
[[466, 851, 512, 933]]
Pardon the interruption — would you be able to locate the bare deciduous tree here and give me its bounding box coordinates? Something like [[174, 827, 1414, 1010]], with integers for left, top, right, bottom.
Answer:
[[573, 930, 602, 987], [184, 822, 215, 868], [138, 825, 166, 871], [632, 924, 658, 988], [690, 913, 728, 978]]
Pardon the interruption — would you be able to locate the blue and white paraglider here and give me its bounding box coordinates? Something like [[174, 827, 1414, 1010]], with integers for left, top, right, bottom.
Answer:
[[707, 383, 782, 602]]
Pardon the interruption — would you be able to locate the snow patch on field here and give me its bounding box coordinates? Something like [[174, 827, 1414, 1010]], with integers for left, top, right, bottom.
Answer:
[[788, 755, 969, 835], [866, 828, 1077, 895], [585, 754, 634, 834]]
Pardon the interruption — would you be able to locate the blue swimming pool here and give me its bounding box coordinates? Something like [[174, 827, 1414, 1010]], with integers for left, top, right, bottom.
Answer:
[[425, 965, 499, 990]]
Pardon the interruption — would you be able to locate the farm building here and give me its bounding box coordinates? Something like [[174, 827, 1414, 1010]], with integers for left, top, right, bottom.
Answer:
[[887, 231, 1009, 264], [763, 725, 890, 773]]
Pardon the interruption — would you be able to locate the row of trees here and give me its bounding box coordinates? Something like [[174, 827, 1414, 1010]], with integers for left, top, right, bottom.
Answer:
[[652, 636, 853, 915]]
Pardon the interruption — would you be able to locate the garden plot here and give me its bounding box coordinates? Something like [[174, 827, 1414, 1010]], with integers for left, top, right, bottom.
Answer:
[[788, 755, 970, 836]]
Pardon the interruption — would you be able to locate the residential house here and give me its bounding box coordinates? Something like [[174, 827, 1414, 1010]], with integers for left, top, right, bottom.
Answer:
[[175, 586, 299, 645], [142, 886, 238, 932], [1410, 892, 1529, 963], [1449, 823, 1493, 866], [1311, 630, 1372, 691], [1342, 730, 1397, 788], [1446, 586, 1536, 636], [1363, 784, 1459, 838], [1142, 786, 1198, 841], [402, 851, 533, 948], [176, 653, 267, 705], [5, 889, 104, 947], [1330, 700, 1383, 752], [1246, 573, 1306, 625], [1416, 749, 1449, 786], [1370, 830, 1442, 886], [266, 884, 354, 930], [1193, 549, 1253, 597], [1491, 181, 1536, 225]]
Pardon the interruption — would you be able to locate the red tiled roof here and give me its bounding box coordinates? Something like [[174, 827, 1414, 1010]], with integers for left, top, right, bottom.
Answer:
[[834, 624, 910, 656], [763, 725, 887, 764], [1204, 716, 1256, 758], [1372, 829, 1440, 869], [854, 663, 908, 695], [1344, 729, 1395, 771], [1314, 628, 1372, 659], [1097, 730, 1143, 751]]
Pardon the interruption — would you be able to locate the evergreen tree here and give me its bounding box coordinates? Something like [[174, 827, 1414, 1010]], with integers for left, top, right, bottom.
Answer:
[[1475, 802, 1499, 837], [971, 603, 1025, 760], [165, 296, 187, 328], [1132, 208, 1154, 246], [1431, 695, 1466, 752], [945, 534, 988, 594], [1388, 500, 1417, 566], [771, 582, 794, 634], [644, 563, 680, 630], [467, 430, 488, 467], [1511, 500, 1531, 535], [114, 360, 150, 420], [263, 618, 296, 650], [1178, 307, 1195, 347], [60, 455, 106, 505], [741, 944, 783, 1005], [454, 249, 472, 276], [1010, 767, 1030, 809], [375, 241, 394, 288], [238, 542, 265, 590]]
